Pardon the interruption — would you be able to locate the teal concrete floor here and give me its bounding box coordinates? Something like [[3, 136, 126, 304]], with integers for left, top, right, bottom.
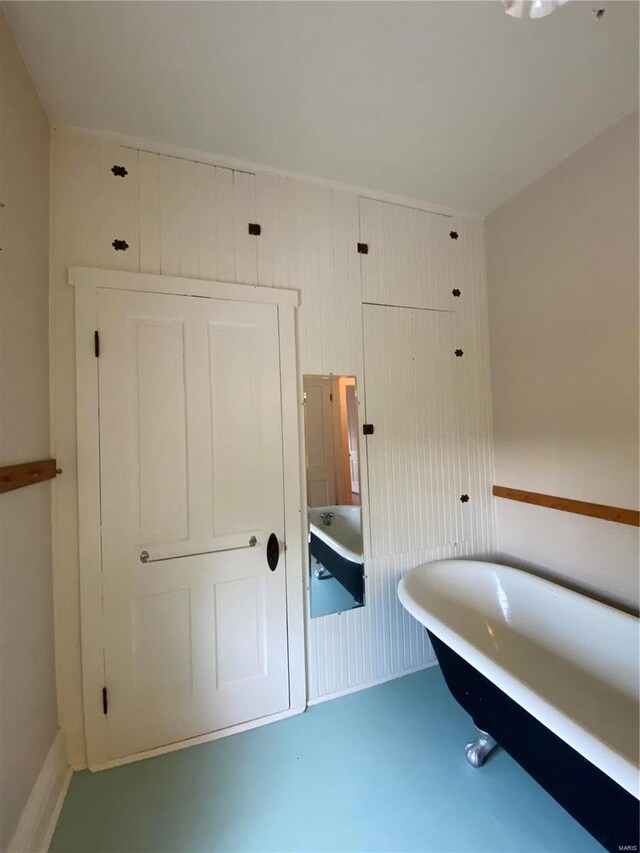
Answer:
[[51, 668, 602, 853], [309, 568, 361, 618]]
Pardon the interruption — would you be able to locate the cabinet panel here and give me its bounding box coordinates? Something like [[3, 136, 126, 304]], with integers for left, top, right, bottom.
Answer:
[[255, 174, 362, 377], [138, 154, 258, 284], [359, 198, 459, 311], [363, 304, 465, 559]]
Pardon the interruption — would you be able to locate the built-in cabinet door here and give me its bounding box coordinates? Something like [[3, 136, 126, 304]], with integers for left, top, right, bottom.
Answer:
[[359, 197, 459, 311], [363, 303, 464, 559], [139, 155, 259, 285], [97, 287, 289, 760]]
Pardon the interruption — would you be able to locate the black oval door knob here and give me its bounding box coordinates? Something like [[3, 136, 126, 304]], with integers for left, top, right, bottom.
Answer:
[[267, 533, 279, 571]]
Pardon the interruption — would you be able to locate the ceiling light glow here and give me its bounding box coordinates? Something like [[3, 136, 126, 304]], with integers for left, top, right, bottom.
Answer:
[[503, 0, 570, 19]]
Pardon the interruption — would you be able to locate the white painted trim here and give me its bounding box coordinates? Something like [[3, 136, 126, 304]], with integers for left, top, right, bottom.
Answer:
[[88, 705, 306, 772], [55, 125, 485, 222], [69, 267, 299, 307], [7, 730, 71, 853], [75, 281, 106, 768], [277, 305, 307, 711], [306, 661, 438, 707], [74, 269, 306, 768]]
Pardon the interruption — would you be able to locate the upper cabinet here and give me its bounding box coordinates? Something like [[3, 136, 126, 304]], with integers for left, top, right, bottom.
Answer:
[[139, 154, 259, 285], [358, 197, 461, 311], [51, 133, 260, 286]]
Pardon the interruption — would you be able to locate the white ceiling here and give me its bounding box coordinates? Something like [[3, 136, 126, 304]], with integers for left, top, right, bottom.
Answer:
[[4, 1, 638, 214]]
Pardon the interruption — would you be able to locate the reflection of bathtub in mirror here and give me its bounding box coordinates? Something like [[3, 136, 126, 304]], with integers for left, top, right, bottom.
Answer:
[[308, 505, 364, 614], [308, 505, 363, 564]]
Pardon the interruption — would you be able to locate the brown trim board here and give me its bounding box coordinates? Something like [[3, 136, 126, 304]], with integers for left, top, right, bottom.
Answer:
[[493, 485, 639, 527]]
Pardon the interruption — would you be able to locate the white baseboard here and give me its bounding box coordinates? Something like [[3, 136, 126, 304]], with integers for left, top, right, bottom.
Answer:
[[307, 660, 438, 707], [8, 730, 72, 853]]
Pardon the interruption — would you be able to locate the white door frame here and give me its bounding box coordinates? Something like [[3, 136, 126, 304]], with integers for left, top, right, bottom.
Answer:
[[73, 266, 306, 770]]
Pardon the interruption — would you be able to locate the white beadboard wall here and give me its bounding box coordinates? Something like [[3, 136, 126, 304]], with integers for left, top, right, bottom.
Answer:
[[50, 127, 495, 765]]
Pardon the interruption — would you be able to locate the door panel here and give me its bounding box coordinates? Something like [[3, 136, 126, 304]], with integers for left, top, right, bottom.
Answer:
[[363, 304, 464, 559], [215, 577, 266, 686], [135, 320, 189, 544], [134, 589, 193, 697], [138, 154, 258, 284], [97, 288, 289, 759], [208, 322, 262, 536], [359, 198, 457, 311]]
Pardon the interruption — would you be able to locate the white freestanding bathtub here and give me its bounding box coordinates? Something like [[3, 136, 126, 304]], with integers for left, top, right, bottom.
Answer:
[[398, 559, 639, 851]]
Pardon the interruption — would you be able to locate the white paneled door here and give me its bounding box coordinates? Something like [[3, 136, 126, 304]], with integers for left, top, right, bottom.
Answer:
[[96, 288, 289, 759]]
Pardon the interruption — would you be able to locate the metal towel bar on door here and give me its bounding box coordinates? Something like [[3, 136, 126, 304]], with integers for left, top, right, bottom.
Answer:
[[140, 536, 258, 564]]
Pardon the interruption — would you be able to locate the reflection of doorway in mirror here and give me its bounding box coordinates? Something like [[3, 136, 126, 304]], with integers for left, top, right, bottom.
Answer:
[[303, 375, 360, 508], [303, 376, 336, 508], [329, 376, 358, 506], [346, 383, 360, 503]]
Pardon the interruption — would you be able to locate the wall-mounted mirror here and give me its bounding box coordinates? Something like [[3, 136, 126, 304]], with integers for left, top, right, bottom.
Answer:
[[303, 375, 364, 618]]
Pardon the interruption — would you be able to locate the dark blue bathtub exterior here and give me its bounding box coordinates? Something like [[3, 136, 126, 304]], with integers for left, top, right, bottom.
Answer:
[[309, 532, 364, 606], [428, 630, 639, 853]]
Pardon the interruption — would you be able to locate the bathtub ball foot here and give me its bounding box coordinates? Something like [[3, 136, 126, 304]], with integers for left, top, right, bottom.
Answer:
[[314, 566, 333, 580], [464, 730, 498, 767]]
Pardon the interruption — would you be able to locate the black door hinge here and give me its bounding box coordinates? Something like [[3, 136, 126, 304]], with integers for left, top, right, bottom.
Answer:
[[357, 243, 368, 254], [102, 686, 108, 715], [363, 424, 374, 435], [94, 331, 100, 358], [248, 223, 261, 236]]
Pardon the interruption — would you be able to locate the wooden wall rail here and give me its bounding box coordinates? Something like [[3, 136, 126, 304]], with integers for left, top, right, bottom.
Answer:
[[493, 485, 640, 527], [0, 459, 61, 494]]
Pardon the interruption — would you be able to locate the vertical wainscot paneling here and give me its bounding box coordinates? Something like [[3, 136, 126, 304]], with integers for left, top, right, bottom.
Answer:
[[51, 128, 495, 764]]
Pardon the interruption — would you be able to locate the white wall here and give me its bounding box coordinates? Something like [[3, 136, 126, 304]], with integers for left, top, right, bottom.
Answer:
[[486, 112, 639, 612], [0, 12, 58, 848], [50, 126, 495, 766]]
